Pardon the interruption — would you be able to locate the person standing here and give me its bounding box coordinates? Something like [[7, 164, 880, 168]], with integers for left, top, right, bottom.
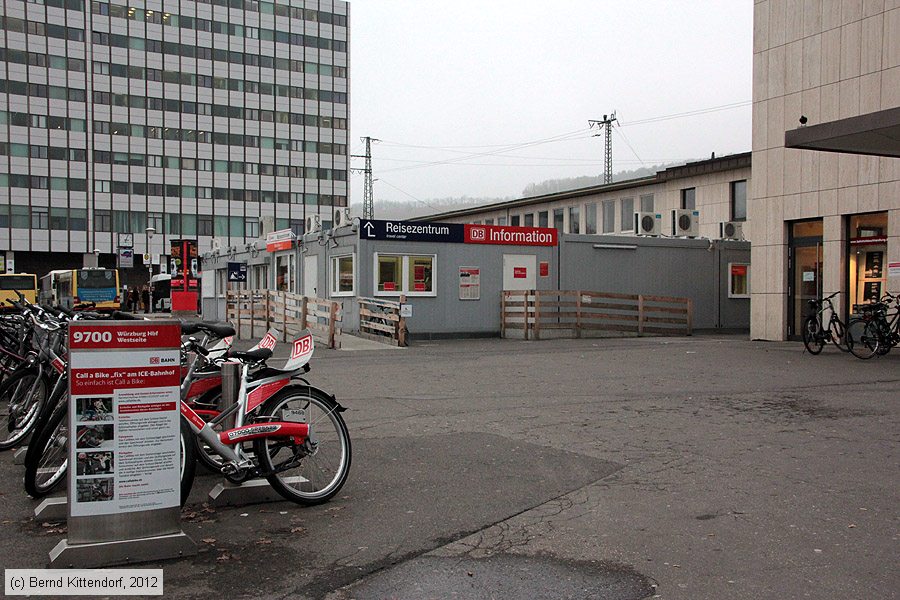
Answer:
[[141, 285, 150, 313], [128, 287, 138, 312]]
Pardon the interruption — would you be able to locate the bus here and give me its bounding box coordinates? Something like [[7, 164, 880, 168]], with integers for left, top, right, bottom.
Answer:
[[55, 268, 121, 312], [150, 273, 172, 312], [0, 273, 37, 310], [38, 269, 71, 307]]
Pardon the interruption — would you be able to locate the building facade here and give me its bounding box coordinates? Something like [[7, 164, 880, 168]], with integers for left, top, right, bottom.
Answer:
[[750, 0, 900, 340], [0, 0, 349, 282], [422, 153, 751, 243]]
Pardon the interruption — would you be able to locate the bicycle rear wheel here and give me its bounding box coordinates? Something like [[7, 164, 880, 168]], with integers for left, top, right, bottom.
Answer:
[[802, 315, 825, 354], [847, 318, 880, 359], [254, 388, 351, 505]]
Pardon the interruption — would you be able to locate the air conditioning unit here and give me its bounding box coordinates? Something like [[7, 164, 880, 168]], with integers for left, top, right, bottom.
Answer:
[[305, 214, 321, 234], [258, 215, 275, 237], [720, 221, 744, 240], [671, 209, 700, 237], [634, 212, 662, 236], [211, 237, 223, 252], [333, 208, 352, 228]]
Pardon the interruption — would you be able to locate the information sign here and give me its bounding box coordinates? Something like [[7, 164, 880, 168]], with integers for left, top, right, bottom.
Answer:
[[227, 262, 248, 283], [459, 267, 481, 300], [359, 219, 558, 247], [50, 320, 195, 567]]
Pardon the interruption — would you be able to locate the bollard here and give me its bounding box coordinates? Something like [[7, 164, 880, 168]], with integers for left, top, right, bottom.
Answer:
[[219, 361, 241, 430]]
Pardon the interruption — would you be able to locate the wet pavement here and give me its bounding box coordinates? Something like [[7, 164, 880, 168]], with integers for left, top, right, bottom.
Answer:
[[1, 334, 898, 599]]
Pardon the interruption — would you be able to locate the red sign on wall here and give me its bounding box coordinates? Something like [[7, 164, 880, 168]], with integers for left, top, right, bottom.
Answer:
[[464, 224, 558, 246], [540, 261, 550, 277], [731, 265, 748, 276], [513, 267, 528, 279]]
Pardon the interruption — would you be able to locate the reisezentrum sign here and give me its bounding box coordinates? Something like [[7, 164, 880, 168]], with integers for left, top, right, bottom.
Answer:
[[359, 219, 558, 247]]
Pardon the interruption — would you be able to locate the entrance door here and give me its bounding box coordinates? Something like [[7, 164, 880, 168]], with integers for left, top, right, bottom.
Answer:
[[788, 220, 823, 338], [303, 255, 318, 298], [274, 252, 296, 293], [502, 254, 537, 291]]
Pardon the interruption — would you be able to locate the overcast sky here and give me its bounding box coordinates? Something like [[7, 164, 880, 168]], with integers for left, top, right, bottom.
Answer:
[[347, 0, 753, 211]]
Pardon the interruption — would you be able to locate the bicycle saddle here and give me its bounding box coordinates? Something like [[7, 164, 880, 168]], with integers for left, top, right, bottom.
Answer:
[[181, 321, 236, 338], [226, 347, 273, 362]]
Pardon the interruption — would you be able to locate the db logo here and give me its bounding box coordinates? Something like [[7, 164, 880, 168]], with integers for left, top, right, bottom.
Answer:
[[470, 227, 487, 241], [291, 336, 312, 359], [150, 357, 160, 364], [259, 334, 276, 350]]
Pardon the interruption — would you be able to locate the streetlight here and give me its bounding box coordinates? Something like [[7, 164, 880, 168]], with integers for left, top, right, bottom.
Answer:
[[145, 227, 156, 314]]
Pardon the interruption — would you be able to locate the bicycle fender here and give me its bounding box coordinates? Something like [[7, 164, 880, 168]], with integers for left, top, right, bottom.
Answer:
[[285, 380, 347, 412]]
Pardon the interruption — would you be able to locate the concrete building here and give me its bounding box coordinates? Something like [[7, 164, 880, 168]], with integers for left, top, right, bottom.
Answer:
[[0, 0, 349, 284], [750, 0, 900, 340], [422, 153, 751, 243]]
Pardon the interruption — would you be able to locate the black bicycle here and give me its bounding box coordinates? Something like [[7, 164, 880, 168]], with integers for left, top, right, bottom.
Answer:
[[848, 293, 899, 359], [802, 292, 852, 354]]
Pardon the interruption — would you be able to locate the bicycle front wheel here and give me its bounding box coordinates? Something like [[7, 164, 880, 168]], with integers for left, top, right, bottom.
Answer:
[[847, 318, 880, 359], [254, 388, 351, 505], [0, 368, 48, 450], [23, 399, 68, 498], [802, 316, 825, 354]]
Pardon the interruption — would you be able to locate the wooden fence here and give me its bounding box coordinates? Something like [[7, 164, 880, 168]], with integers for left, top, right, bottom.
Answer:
[[225, 289, 342, 349], [357, 296, 407, 346], [502, 290, 693, 340]]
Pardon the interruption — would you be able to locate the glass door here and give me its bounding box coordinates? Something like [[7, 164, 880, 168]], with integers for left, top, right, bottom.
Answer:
[[788, 220, 823, 338]]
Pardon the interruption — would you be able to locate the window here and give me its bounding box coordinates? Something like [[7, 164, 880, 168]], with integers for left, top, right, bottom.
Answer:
[[198, 215, 213, 236], [32, 207, 49, 229], [553, 209, 564, 231], [728, 263, 750, 298], [640, 194, 654, 212], [585, 203, 597, 234], [497, 217, 507, 226], [538, 211, 548, 228], [510, 215, 520, 226], [147, 212, 164, 233], [568, 206, 580, 234], [330, 254, 355, 296], [681, 188, 696, 210], [11, 206, 30, 229], [602, 200, 616, 233], [731, 180, 747, 222], [50, 206, 68, 230], [524, 213, 534, 227], [620, 197, 634, 231], [244, 218, 259, 239], [375, 254, 436, 296]]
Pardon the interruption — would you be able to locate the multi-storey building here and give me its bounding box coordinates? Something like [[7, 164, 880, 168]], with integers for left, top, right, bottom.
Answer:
[[0, 0, 349, 284]]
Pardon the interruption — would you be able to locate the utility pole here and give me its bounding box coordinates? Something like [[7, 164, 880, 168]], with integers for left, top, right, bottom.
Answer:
[[588, 113, 617, 184], [351, 137, 379, 220]]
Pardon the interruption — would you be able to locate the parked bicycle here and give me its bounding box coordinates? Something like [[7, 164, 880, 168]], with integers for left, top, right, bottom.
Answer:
[[802, 292, 853, 354], [847, 292, 899, 359]]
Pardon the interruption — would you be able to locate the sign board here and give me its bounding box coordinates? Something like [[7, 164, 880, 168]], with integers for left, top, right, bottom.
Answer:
[[731, 264, 748, 277], [540, 261, 550, 277], [459, 267, 481, 300], [170, 239, 200, 293], [888, 262, 900, 278], [52, 320, 195, 567], [399, 303, 413, 318], [228, 262, 248, 282], [266, 229, 295, 252], [117, 247, 133, 269], [849, 236, 887, 246], [143, 252, 152, 266], [513, 267, 528, 279], [359, 219, 558, 247], [5, 255, 13, 273]]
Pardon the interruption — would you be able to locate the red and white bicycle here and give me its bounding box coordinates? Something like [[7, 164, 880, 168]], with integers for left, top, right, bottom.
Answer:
[[179, 330, 351, 505]]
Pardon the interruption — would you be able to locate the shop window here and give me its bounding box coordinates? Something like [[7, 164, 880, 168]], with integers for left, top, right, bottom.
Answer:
[[848, 212, 888, 308], [330, 254, 355, 296], [375, 254, 436, 296], [728, 263, 750, 298]]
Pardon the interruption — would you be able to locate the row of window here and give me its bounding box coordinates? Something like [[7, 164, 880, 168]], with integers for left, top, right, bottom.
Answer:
[[474, 181, 748, 234], [0, 174, 348, 200], [2, 16, 347, 53], [89, 26, 346, 54], [0, 46, 344, 80], [93, 0, 348, 28], [0, 142, 86, 161], [0, 205, 87, 230], [93, 1, 347, 42], [0, 110, 349, 152], [1, 16, 85, 40], [21, 0, 85, 10]]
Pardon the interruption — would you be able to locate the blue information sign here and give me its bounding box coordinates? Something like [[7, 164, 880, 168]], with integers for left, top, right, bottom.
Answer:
[[227, 262, 247, 282], [359, 219, 465, 243]]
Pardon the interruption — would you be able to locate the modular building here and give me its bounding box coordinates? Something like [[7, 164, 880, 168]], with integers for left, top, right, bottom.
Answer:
[[202, 219, 750, 338]]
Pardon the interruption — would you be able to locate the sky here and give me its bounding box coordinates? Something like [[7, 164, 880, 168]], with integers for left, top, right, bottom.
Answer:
[[347, 0, 753, 211]]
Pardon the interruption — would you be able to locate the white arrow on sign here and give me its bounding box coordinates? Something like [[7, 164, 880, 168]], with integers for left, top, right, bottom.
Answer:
[[363, 221, 375, 238]]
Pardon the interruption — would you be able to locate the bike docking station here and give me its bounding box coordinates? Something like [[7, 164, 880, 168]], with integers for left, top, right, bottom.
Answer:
[[47, 320, 197, 568], [205, 360, 300, 507]]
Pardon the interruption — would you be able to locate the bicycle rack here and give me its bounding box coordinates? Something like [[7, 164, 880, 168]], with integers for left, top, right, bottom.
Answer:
[[13, 446, 27, 465], [34, 495, 67, 521]]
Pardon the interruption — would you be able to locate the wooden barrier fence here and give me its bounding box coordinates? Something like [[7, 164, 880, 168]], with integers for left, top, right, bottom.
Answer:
[[502, 290, 693, 340], [225, 289, 342, 349], [357, 296, 407, 346]]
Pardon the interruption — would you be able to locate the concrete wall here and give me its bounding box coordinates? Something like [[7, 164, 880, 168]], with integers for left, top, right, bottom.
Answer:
[[559, 235, 750, 330]]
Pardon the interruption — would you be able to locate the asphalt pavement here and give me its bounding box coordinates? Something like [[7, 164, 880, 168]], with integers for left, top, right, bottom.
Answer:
[[1, 334, 897, 599]]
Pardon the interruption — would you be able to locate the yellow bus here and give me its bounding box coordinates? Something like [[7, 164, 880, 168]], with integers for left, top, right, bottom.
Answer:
[[55, 268, 121, 312], [0, 273, 38, 310]]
